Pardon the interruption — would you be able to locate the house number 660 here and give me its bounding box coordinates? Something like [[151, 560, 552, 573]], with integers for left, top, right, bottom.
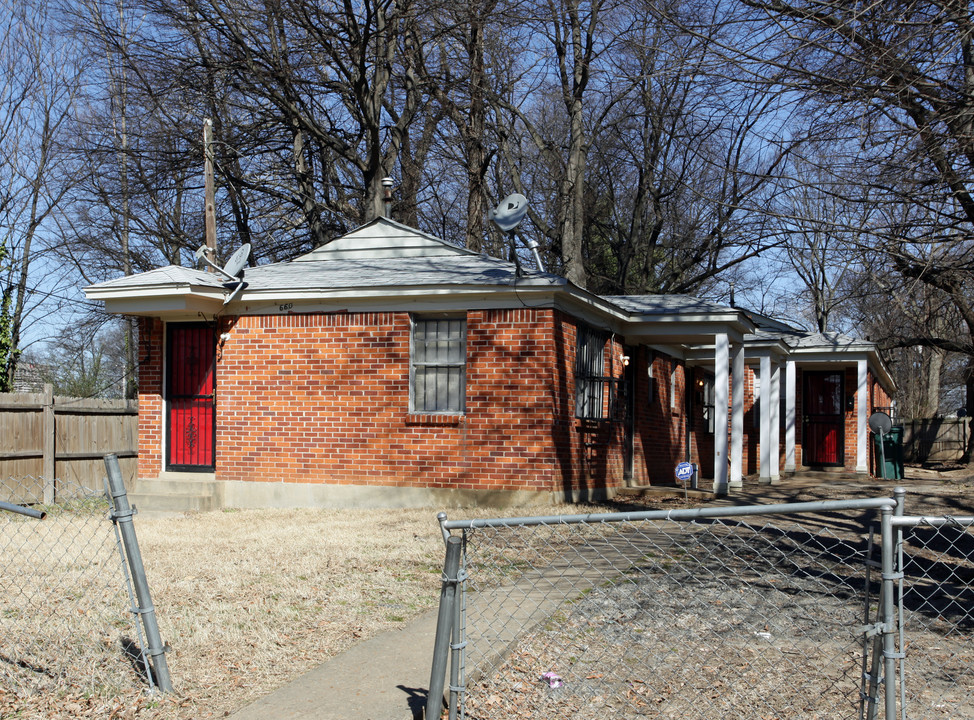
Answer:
[[279, 302, 293, 312]]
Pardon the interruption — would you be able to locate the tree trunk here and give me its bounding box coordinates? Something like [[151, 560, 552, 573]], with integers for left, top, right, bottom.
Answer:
[[964, 359, 974, 463], [920, 348, 945, 417]]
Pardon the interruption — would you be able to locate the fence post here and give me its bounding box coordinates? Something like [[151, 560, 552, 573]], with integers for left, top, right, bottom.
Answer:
[[880, 506, 899, 720], [427, 534, 462, 720], [892, 488, 907, 720], [449, 556, 465, 720], [43, 384, 55, 503], [860, 530, 879, 720], [104, 453, 173, 693]]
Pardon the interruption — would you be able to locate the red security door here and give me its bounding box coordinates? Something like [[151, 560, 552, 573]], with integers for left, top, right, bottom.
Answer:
[[167, 324, 216, 470], [803, 371, 844, 466]]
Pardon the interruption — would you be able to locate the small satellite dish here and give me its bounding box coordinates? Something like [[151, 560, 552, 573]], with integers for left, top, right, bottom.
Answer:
[[490, 193, 529, 232], [868, 411, 892, 435], [195, 243, 251, 280], [223, 244, 251, 278]]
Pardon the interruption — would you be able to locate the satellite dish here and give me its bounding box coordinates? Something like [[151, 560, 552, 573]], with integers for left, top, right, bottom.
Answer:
[[195, 243, 251, 280], [490, 193, 544, 272], [223, 244, 251, 278], [490, 193, 529, 232], [868, 411, 892, 435]]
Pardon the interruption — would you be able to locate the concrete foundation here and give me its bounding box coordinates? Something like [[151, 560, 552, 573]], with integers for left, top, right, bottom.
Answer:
[[129, 473, 617, 513]]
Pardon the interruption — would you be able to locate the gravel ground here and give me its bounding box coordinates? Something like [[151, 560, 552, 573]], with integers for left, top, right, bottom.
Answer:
[[457, 467, 974, 720]]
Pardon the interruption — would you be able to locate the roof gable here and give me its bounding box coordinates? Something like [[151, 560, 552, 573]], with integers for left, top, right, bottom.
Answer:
[[295, 216, 479, 261]]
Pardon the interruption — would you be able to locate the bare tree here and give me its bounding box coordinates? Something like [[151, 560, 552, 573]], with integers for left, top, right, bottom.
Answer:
[[416, 0, 503, 251], [486, 0, 627, 287], [719, 0, 974, 429], [768, 156, 880, 333], [558, 0, 796, 296], [842, 256, 962, 418], [0, 0, 85, 389]]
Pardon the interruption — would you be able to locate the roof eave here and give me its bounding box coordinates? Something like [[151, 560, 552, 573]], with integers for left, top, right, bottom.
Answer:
[[785, 345, 896, 393], [84, 285, 226, 317]]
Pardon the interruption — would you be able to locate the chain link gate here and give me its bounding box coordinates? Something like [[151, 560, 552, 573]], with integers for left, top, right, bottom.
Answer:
[[428, 495, 972, 720], [890, 511, 974, 719]]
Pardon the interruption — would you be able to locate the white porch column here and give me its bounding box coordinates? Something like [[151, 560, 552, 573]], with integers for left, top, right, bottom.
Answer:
[[785, 360, 796, 473], [857, 358, 868, 473], [730, 342, 745, 489], [714, 333, 729, 494], [770, 360, 781, 484], [759, 354, 771, 484]]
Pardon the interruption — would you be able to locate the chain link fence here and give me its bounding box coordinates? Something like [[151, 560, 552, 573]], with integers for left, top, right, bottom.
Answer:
[[429, 496, 973, 720], [892, 513, 974, 718], [1, 460, 170, 713]]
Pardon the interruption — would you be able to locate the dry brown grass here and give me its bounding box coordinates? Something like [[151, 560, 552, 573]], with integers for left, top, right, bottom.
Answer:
[[1, 502, 595, 719], [142, 507, 448, 719]]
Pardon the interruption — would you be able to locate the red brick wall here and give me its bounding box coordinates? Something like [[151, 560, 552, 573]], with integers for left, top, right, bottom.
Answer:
[[138, 309, 635, 496], [137, 318, 164, 479], [139, 309, 891, 491], [631, 350, 687, 484], [843, 367, 858, 471]]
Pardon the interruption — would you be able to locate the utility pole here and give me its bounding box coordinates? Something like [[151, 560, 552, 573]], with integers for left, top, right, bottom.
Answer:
[[203, 118, 217, 270]]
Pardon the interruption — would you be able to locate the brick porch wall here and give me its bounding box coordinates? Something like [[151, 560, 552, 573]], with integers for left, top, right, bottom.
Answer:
[[632, 350, 687, 484]]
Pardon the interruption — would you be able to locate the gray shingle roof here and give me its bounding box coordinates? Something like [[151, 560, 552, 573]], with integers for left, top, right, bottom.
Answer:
[[242, 254, 563, 291], [788, 331, 871, 350], [90, 265, 226, 290], [745, 328, 872, 351], [86, 218, 564, 295], [603, 294, 734, 315]]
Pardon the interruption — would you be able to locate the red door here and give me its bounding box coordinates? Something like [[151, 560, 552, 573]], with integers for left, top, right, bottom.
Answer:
[[167, 324, 216, 470], [803, 371, 844, 466]]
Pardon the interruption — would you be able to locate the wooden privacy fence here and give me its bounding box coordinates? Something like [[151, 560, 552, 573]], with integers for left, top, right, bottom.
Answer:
[[0, 386, 137, 503], [901, 417, 970, 463]]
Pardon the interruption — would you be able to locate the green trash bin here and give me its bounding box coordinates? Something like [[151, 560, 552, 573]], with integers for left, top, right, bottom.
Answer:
[[873, 425, 904, 480]]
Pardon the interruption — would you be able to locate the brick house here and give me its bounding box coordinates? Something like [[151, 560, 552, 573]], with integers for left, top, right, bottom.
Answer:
[[85, 218, 894, 509]]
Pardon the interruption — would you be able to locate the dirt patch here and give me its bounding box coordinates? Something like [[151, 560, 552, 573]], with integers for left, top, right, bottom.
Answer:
[[455, 470, 974, 720]]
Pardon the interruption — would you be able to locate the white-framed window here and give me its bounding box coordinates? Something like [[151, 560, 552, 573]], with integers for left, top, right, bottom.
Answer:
[[410, 315, 466, 414]]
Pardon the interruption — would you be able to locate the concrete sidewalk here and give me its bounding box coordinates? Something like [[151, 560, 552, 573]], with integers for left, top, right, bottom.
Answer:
[[227, 610, 439, 720]]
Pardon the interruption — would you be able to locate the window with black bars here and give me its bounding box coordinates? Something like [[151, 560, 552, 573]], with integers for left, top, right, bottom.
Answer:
[[410, 316, 466, 413], [575, 326, 623, 420]]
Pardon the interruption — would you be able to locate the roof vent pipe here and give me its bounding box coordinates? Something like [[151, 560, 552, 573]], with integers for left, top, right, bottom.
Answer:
[[526, 238, 544, 272], [381, 177, 394, 218], [729, 281, 736, 308]]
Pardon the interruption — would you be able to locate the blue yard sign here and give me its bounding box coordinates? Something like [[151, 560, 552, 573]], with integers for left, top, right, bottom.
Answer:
[[675, 462, 694, 482]]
